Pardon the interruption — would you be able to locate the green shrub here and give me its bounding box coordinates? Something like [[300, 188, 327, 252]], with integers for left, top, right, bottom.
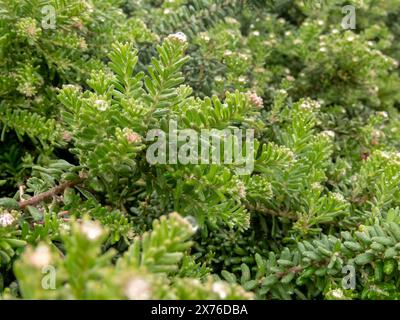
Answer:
[[0, 0, 399, 300]]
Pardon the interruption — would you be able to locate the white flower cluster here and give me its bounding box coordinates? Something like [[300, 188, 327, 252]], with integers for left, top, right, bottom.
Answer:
[[80, 220, 103, 241], [299, 99, 321, 111], [238, 76, 247, 84], [0, 212, 15, 227], [28, 244, 52, 268], [311, 182, 323, 192], [125, 276, 152, 300], [199, 32, 210, 42], [167, 32, 187, 44], [214, 75, 224, 83], [331, 192, 345, 203], [212, 282, 228, 299], [330, 288, 344, 299], [377, 111, 388, 119]]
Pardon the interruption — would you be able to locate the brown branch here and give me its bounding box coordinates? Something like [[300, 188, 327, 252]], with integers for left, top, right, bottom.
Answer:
[[276, 266, 304, 278], [245, 203, 298, 220], [19, 178, 84, 209]]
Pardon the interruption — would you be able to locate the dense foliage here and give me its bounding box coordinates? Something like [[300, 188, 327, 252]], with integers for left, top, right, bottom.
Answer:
[[0, 0, 400, 300]]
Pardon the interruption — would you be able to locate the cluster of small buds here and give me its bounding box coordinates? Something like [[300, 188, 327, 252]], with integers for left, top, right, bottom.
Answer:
[[80, 220, 103, 241], [281, 146, 295, 162], [277, 89, 287, 95], [0, 211, 15, 227], [18, 82, 37, 98], [122, 128, 142, 144], [16, 17, 42, 41], [311, 182, 323, 192], [331, 192, 345, 203], [94, 99, 109, 111], [236, 180, 247, 199], [125, 276, 152, 300], [199, 32, 210, 42], [247, 176, 272, 196], [247, 92, 263, 109], [238, 76, 247, 84], [62, 84, 81, 92], [299, 99, 320, 111], [27, 244, 52, 268], [167, 32, 187, 44], [214, 75, 224, 83]]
